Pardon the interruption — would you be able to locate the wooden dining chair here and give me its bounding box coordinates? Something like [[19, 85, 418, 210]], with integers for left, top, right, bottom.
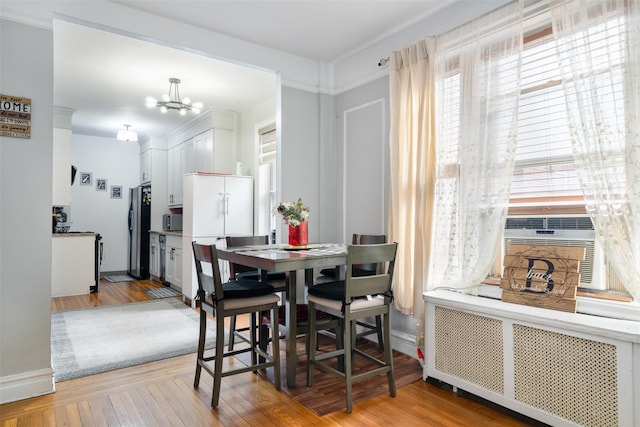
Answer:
[[192, 241, 281, 408], [225, 236, 340, 355], [318, 233, 387, 350], [306, 242, 398, 413], [225, 235, 286, 351]]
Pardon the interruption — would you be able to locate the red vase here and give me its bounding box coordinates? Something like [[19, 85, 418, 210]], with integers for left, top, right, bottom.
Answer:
[[288, 222, 308, 247]]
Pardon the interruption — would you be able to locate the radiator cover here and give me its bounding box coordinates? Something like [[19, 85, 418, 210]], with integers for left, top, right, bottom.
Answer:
[[424, 291, 639, 427]]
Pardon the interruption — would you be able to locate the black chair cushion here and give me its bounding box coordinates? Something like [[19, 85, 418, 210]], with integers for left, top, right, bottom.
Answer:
[[222, 279, 275, 299], [319, 267, 375, 279], [308, 281, 346, 301], [237, 271, 287, 281]]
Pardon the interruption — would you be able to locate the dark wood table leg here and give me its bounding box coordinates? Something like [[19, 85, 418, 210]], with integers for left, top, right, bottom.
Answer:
[[286, 270, 297, 387]]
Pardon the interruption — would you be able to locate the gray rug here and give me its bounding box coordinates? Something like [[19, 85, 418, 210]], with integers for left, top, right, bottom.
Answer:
[[144, 287, 182, 299], [51, 299, 217, 382], [103, 274, 135, 282]]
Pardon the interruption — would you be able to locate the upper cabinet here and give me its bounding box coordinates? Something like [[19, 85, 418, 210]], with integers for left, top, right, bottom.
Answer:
[[140, 149, 152, 184], [168, 142, 186, 206], [167, 110, 238, 207]]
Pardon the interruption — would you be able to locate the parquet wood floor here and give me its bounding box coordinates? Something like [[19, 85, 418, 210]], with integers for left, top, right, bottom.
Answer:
[[0, 279, 538, 426]]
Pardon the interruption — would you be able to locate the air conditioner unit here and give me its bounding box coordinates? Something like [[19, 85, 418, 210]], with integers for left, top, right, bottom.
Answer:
[[504, 215, 607, 290]]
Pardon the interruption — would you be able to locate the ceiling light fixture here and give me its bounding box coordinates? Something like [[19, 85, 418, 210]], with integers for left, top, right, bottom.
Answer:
[[117, 124, 138, 142], [146, 77, 203, 116]]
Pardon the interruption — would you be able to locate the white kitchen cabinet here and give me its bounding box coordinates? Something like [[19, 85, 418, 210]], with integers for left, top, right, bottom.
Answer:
[[211, 128, 234, 174], [167, 142, 186, 206], [149, 232, 160, 279], [185, 128, 235, 175], [140, 149, 152, 184], [183, 173, 253, 237], [181, 173, 251, 304], [165, 234, 183, 289], [52, 234, 95, 297], [168, 125, 236, 208]]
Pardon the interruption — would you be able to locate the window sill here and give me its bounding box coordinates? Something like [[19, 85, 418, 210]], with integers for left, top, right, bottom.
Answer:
[[477, 284, 640, 322]]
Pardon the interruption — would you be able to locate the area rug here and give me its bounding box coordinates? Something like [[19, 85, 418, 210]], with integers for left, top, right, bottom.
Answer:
[[144, 287, 182, 299], [51, 299, 217, 382], [241, 335, 423, 416], [103, 274, 135, 282]]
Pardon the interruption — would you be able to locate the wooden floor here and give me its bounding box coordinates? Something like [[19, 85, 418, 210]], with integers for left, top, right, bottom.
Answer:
[[1, 279, 538, 426]]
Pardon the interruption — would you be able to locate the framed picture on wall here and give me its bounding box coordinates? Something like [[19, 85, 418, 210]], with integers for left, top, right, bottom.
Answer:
[[111, 185, 122, 199], [96, 178, 107, 191], [80, 172, 92, 186]]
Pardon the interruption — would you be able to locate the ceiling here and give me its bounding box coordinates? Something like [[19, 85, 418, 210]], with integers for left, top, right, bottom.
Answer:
[[54, 1, 460, 141]]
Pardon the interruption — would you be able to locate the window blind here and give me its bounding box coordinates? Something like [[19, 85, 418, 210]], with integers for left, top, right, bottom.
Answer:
[[259, 123, 276, 164]]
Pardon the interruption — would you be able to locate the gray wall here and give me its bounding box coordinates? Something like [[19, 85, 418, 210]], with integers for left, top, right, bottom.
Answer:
[[0, 19, 55, 401], [278, 86, 321, 242], [334, 77, 420, 348]]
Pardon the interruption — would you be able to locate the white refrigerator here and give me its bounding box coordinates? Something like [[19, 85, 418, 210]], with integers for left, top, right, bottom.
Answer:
[[182, 173, 253, 303]]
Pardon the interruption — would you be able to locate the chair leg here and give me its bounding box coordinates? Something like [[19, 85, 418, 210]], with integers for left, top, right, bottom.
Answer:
[[306, 301, 317, 387], [228, 315, 237, 350], [249, 312, 257, 366], [212, 313, 226, 408], [271, 303, 281, 391], [194, 308, 207, 388], [336, 320, 345, 372], [383, 312, 396, 398], [375, 315, 384, 352], [344, 318, 353, 414], [350, 321, 357, 373]]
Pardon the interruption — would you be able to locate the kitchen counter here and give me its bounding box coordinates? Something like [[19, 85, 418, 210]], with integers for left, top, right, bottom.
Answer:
[[52, 232, 96, 237]]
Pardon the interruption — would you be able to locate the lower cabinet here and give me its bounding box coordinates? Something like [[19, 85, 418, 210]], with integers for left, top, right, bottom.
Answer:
[[52, 234, 95, 297], [165, 235, 183, 289]]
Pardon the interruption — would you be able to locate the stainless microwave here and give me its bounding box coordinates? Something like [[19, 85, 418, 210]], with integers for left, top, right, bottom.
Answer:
[[162, 214, 183, 231]]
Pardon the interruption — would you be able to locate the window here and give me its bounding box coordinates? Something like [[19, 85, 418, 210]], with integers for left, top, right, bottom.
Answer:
[[436, 19, 630, 300]]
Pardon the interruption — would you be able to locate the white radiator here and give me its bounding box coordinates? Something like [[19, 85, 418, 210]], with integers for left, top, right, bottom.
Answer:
[[423, 291, 640, 427]]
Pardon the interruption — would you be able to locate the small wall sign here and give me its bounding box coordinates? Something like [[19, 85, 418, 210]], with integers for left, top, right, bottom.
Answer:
[[80, 172, 92, 186], [500, 245, 585, 313], [0, 94, 31, 139], [96, 179, 107, 191], [111, 185, 122, 199]]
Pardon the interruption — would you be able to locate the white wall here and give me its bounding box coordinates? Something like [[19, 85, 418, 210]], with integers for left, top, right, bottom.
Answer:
[[70, 135, 140, 273], [0, 19, 55, 403]]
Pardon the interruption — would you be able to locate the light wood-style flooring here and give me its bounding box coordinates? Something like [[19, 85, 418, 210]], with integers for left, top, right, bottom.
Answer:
[[1, 279, 538, 426]]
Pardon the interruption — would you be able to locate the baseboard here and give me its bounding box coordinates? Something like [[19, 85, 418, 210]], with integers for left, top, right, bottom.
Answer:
[[357, 321, 418, 359], [0, 368, 55, 404]]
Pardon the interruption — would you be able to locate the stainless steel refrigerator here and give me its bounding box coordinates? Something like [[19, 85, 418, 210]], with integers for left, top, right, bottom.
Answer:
[[127, 185, 151, 279]]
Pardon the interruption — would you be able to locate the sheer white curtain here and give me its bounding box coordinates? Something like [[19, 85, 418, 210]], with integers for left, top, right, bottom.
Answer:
[[550, 0, 640, 302], [427, 1, 524, 293], [388, 38, 436, 318]]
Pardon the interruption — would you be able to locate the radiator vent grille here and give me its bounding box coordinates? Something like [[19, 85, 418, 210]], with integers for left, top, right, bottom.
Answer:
[[434, 307, 504, 393], [513, 324, 618, 426]]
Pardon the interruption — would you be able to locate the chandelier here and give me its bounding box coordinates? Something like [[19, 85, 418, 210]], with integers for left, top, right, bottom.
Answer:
[[146, 77, 203, 116], [116, 124, 138, 142]]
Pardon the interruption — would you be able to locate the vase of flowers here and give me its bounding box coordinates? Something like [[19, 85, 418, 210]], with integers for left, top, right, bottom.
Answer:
[[274, 198, 309, 246]]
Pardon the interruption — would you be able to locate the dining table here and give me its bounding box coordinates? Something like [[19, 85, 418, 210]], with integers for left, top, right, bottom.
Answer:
[[216, 242, 347, 387]]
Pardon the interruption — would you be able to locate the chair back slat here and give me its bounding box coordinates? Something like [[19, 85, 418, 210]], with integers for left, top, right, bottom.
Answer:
[[192, 242, 223, 299], [344, 243, 397, 301], [352, 234, 387, 273], [226, 235, 269, 277]]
